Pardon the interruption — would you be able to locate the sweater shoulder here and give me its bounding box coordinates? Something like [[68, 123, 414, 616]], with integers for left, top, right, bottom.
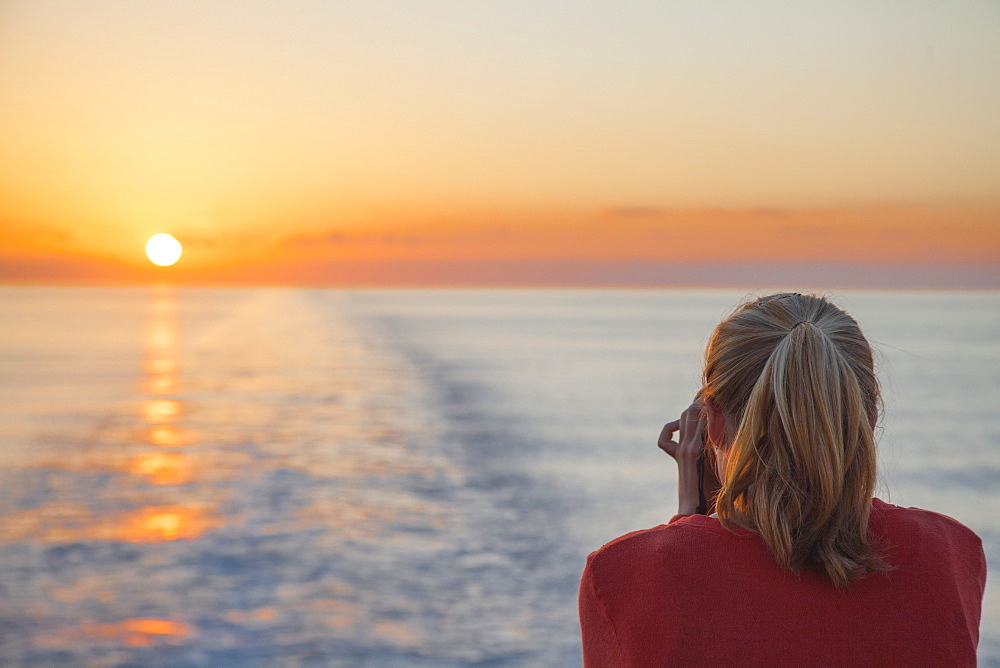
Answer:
[[586, 524, 669, 560], [871, 498, 982, 546], [586, 516, 732, 568]]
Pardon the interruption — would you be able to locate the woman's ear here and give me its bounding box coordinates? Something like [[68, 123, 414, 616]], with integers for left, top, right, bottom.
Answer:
[[704, 398, 729, 449]]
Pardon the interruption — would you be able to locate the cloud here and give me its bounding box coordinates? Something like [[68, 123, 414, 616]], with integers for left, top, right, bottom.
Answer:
[[601, 206, 666, 219], [283, 231, 349, 248], [173, 231, 223, 250], [748, 207, 789, 218], [781, 225, 829, 238], [282, 230, 426, 248]]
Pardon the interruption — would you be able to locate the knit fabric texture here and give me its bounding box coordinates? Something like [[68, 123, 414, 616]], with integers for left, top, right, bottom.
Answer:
[[580, 498, 985, 666]]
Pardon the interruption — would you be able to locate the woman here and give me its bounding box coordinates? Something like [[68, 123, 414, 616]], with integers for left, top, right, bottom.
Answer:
[[579, 293, 985, 666]]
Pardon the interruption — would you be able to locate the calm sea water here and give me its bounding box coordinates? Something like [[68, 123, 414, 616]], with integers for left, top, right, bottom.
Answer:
[[0, 287, 997, 665]]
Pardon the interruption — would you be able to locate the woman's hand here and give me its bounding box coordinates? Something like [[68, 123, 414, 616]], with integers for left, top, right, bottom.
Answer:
[[657, 399, 706, 516]]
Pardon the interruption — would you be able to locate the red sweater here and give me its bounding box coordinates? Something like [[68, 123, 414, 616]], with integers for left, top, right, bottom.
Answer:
[[580, 499, 986, 666]]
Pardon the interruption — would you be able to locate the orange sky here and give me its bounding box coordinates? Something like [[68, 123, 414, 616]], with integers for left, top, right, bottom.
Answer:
[[1, 2, 998, 287]]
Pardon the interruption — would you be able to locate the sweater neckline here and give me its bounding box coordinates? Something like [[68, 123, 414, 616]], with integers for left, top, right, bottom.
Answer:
[[676, 497, 890, 532]]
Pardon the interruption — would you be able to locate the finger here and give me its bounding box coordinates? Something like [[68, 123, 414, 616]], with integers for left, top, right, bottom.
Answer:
[[678, 402, 707, 454], [678, 407, 700, 443], [690, 413, 706, 445], [682, 399, 703, 424], [657, 420, 680, 456], [658, 420, 680, 447]]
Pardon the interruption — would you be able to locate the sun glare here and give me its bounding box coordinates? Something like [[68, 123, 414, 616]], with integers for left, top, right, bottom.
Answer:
[[146, 234, 182, 267]]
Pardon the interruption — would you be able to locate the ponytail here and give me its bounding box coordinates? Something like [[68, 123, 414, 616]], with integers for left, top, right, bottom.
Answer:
[[703, 294, 887, 586]]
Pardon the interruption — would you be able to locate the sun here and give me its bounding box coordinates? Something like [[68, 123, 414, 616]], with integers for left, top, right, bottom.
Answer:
[[146, 234, 183, 267]]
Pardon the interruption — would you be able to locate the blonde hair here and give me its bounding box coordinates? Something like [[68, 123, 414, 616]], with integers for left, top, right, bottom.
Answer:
[[701, 293, 888, 586]]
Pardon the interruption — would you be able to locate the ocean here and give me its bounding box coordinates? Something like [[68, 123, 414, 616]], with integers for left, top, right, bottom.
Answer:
[[0, 286, 997, 665]]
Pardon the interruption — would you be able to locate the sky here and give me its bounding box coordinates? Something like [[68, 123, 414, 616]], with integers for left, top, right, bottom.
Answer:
[[1, 0, 998, 287]]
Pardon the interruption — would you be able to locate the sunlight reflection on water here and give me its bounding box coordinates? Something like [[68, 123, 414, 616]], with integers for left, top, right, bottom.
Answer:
[[0, 503, 222, 544], [0, 287, 504, 664]]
